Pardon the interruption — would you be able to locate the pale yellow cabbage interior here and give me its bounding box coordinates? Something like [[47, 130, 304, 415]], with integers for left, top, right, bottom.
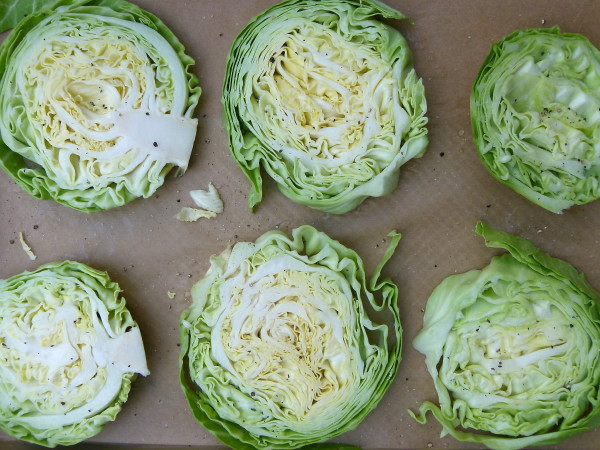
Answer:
[[0, 14, 198, 192], [212, 254, 361, 425], [444, 293, 577, 407], [0, 284, 105, 414], [25, 38, 151, 153], [252, 22, 399, 167]]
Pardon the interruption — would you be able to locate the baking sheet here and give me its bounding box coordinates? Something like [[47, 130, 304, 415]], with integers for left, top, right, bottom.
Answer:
[[1, 0, 600, 448]]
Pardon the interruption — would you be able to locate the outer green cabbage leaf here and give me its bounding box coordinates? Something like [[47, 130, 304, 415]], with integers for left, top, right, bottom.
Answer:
[[410, 222, 600, 449], [0, 260, 149, 447], [0, 0, 72, 32], [471, 27, 600, 213], [180, 225, 402, 449], [223, 0, 428, 214], [0, 0, 201, 212]]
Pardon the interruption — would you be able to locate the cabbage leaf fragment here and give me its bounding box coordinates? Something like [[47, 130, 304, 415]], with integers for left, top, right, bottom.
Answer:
[[411, 222, 600, 449], [0, 0, 201, 212], [190, 183, 223, 214], [180, 225, 402, 448], [174, 207, 216, 222], [223, 0, 428, 214], [0, 260, 149, 447], [471, 27, 600, 213]]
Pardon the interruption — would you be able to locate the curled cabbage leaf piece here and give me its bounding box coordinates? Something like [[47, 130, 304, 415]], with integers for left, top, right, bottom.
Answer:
[[223, 0, 428, 214], [190, 183, 224, 214], [471, 27, 600, 213], [0, 260, 149, 447], [411, 222, 600, 449], [179, 225, 402, 448], [0, 0, 201, 212]]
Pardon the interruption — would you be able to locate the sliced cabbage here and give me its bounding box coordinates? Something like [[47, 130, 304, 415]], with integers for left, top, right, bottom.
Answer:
[[471, 27, 600, 213], [0, 260, 149, 447], [179, 225, 402, 448], [0, 0, 201, 212], [411, 222, 600, 449], [223, 0, 428, 214]]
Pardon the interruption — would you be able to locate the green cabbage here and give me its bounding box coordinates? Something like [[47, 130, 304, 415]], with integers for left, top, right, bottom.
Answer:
[[0, 260, 149, 447], [223, 0, 428, 214], [471, 27, 600, 213], [411, 222, 600, 449], [0, 0, 201, 212], [179, 225, 402, 448]]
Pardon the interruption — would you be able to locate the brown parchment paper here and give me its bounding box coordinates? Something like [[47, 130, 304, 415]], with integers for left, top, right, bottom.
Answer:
[[1, 0, 600, 448]]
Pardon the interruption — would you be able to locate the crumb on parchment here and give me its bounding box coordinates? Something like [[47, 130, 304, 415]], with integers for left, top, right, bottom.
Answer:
[[18, 232, 37, 260]]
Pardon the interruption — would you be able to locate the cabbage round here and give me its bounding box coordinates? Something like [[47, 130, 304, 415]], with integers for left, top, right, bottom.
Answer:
[[179, 225, 402, 448], [223, 0, 428, 214], [411, 222, 600, 449], [0, 0, 201, 212], [0, 260, 149, 447], [471, 27, 600, 213]]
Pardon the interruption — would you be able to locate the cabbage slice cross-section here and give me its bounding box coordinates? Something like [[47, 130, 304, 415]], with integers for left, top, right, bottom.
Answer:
[[0, 0, 201, 212], [180, 225, 402, 448]]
